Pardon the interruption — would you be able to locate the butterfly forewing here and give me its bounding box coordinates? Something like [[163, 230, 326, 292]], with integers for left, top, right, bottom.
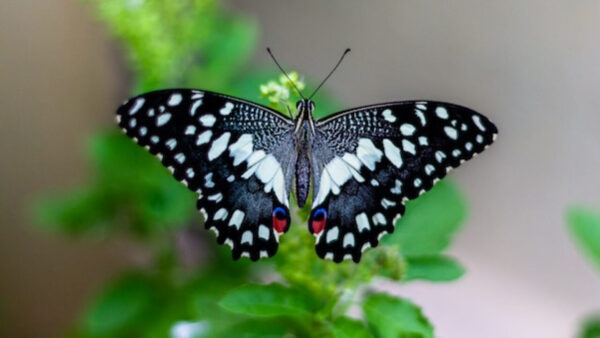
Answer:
[[309, 101, 497, 262], [117, 89, 296, 261]]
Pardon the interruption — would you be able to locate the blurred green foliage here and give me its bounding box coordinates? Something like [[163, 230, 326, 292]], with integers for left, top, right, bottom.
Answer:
[[567, 207, 600, 338], [35, 0, 470, 336]]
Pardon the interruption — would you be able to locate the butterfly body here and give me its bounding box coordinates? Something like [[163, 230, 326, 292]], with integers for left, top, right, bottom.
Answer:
[[117, 89, 497, 262]]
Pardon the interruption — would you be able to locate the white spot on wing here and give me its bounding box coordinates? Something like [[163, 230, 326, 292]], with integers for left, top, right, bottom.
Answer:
[[342, 153, 361, 170], [196, 130, 212, 146], [390, 179, 402, 194], [402, 139, 416, 155], [383, 139, 403, 168], [435, 151, 446, 163], [190, 99, 202, 116], [204, 172, 214, 188], [228, 134, 253, 166], [129, 98, 144, 115], [174, 153, 186, 163], [325, 157, 352, 187], [214, 208, 228, 221], [255, 155, 278, 183], [355, 213, 370, 232], [258, 225, 270, 240], [241, 231, 253, 245], [168, 93, 182, 106], [166, 138, 177, 150], [326, 226, 339, 243], [400, 123, 416, 136], [247, 150, 266, 167], [208, 132, 231, 161], [343, 233, 355, 248], [472, 115, 486, 131], [436, 106, 449, 119], [444, 126, 458, 140], [381, 198, 396, 209], [229, 210, 244, 230], [382, 109, 396, 122], [199, 114, 216, 127], [220, 102, 234, 115], [157, 113, 172, 127], [185, 125, 196, 135], [415, 109, 426, 126], [356, 138, 383, 170], [372, 213, 386, 226], [208, 193, 223, 203], [425, 164, 435, 175]]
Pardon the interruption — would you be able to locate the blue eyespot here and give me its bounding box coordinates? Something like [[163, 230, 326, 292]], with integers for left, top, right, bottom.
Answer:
[[313, 208, 327, 221], [272, 206, 287, 220]]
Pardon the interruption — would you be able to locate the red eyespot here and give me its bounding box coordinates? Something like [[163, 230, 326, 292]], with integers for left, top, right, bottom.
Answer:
[[310, 208, 327, 234], [272, 207, 289, 233]]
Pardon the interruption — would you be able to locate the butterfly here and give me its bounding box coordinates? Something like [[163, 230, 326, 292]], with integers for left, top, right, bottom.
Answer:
[[116, 49, 497, 263]]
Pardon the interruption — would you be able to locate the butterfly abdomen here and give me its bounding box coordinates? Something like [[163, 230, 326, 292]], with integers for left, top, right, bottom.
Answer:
[[294, 127, 311, 208]]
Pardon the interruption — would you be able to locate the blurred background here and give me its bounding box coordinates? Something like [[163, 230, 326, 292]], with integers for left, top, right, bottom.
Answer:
[[1, 0, 600, 337]]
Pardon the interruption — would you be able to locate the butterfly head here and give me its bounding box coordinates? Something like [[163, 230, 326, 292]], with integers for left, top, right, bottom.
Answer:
[[296, 99, 315, 117], [294, 99, 316, 134]]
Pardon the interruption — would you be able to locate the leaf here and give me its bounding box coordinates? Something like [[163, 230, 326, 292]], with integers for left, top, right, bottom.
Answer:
[[33, 187, 114, 235], [82, 274, 158, 336], [383, 181, 466, 256], [330, 317, 373, 338], [578, 314, 600, 338], [198, 16, 258, 88], [219, 283, 319, 318], [363, 293, 433, 338], [213, 318, 298, 338], [404, 255, 465, 282], [567, 207, 600, 271]]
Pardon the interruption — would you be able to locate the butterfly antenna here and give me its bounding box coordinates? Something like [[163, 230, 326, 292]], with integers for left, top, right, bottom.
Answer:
[[266, 47, 306, 100], [308, 48, 351, 100]]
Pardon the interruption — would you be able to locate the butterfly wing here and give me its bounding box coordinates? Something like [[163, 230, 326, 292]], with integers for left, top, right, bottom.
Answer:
[[117, 89, 296, 260], [309, 101, 497, 262]]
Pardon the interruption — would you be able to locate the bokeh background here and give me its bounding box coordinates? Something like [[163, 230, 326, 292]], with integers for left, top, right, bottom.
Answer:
[[2, 0, 600, 337]]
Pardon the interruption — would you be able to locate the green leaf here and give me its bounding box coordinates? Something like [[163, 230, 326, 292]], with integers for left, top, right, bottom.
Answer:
[[330, 317, 373, 338], [213, 318, 298, 338], [383, 181, 466, 256], [363, 293, 433, 338], [404, 255, 465, 282], [219, 283, 319, 318], [579, 314, 600, 338], [567, 207, 600, 271], [82, 274, 158, 336], [33, 187, 114, 235], [197, 16, 258, 89]]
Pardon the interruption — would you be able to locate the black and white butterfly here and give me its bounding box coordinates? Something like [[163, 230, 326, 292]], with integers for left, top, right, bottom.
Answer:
[[116, 51, 497, 263]]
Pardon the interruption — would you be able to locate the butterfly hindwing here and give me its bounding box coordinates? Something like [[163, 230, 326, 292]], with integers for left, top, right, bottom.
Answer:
[[117, 89, 296, 260], [309, 101, 497, 262]]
